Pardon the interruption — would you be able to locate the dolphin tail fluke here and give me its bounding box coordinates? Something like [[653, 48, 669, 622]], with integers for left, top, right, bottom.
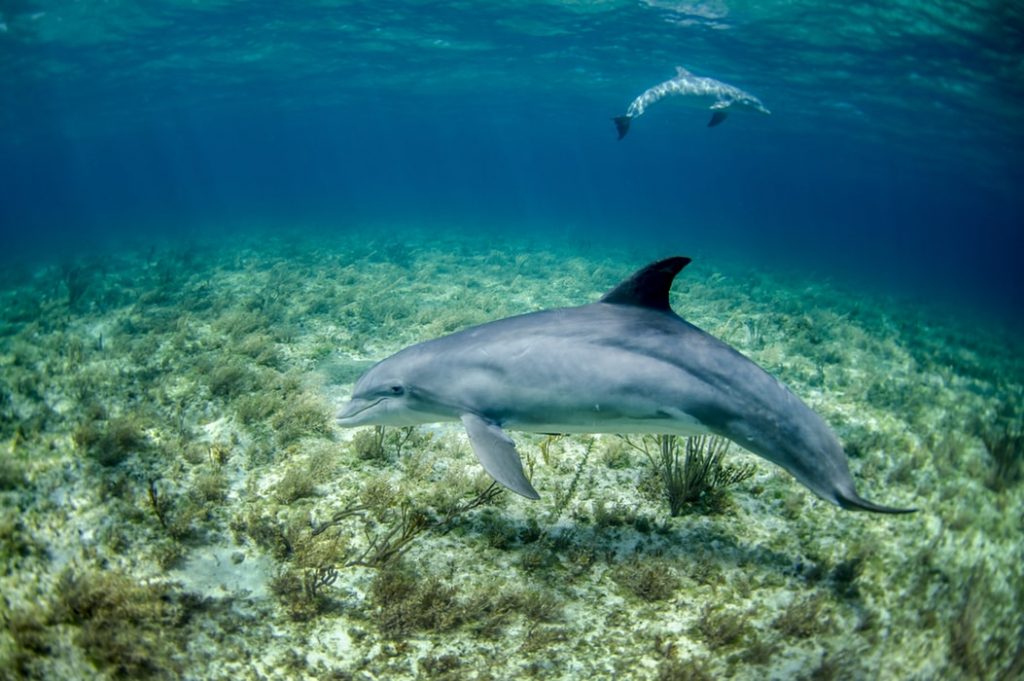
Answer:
[[612, 115, 631, 140], [835, 489, 916, 514]]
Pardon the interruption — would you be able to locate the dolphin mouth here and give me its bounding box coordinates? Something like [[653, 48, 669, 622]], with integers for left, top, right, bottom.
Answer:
[[336, 398, 382, 426]]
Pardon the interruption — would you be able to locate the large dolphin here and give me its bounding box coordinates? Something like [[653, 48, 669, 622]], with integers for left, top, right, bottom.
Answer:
[[336, 257, 912, 514], [613, 66, 771, 139]]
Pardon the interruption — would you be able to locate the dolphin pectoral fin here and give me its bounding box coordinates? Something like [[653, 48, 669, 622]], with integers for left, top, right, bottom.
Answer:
[[708, 111, 729, 127], [612, 115, 631, 140], [460, 413, 540, 500]]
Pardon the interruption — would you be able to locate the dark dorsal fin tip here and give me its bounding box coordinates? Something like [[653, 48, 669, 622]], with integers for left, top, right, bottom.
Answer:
[[600, 256, 691, 311]]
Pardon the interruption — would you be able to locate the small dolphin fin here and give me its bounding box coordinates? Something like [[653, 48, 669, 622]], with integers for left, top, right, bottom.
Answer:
[[674, 66, 691, 77], [835, 489, 916, 514], [708, 110, 728, 127], [600, 256, 691, 311], [612, 115, 631, 140], [461, 413, 540, 500]]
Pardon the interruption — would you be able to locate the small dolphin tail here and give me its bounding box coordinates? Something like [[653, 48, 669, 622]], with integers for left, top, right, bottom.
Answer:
[[612, 115, 631, 140], [836, 489, 916, 514]]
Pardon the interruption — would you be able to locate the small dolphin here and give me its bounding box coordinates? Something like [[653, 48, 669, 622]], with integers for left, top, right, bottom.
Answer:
[[613, 66, 771, 139], [336, 257, 912, 514]]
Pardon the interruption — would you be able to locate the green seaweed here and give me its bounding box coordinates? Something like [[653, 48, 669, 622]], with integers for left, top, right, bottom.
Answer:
[[0, 606, 53, 680], [370, 563, 460, 638], [145, 477, 205, 541], [0, 515, 46, 567], [420, 653, 462, 679], [369, 561, 562, 641], [235, 391, 282, 425], [692, 604, 750, 650], [54, 570, 191, 679], [0, 457, 27, 491], [352, 425, 427, 463], [207, 363, 257, 399], [270, 561, 341, 621], [74, 415, 148, 467], [192, 467, 229, 503], [656, 657, 714, 681], [274, 466, 319, 504], [773, 594, 831, 640], [804, 651, 861, 681], [625, 434, 756, 516], [271, 397, 332, 446], [613, 558, 682, 602], [829, 553, 867, 600], [945, 567, 1024, 680], [60, 261, 94, 311], [980, 419, 1023, 492], [0, 236, 1020, 679]]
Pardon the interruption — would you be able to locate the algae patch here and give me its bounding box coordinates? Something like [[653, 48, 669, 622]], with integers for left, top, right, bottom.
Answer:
[[0, 233, 1021, 680]]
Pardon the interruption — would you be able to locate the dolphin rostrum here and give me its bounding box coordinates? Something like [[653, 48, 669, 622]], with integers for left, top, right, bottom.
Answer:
[[336, 257, 912, 514], [613, 66, 771, 139]]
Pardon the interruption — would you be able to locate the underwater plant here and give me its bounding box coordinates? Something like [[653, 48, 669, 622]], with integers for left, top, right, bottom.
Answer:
[[54, 569, 190, 679], [613, 558, 682, 602], [0, 457, 27, 491], [270, 559, 342, 621], [274, 466, 319, 504], [351, 424, 426, 463], [625, 434, 756, 516], [368, 560, 563, 641], [656, 658, 714, 681], [773, 594, 831, 640], [548, 436, 594, 521], [260, 481, 505, 622], [980, 420, 1023, 491], [370, 563, 462, 638], [271, 397, 332, 446], [206, 363, 257, 399], [352, 425, 388, 461], [74, 415, 148, 467], [692, 604, 751, 651], [60, 261, 92, 311], [145, 476, 205, 542], [1, 235, 1021, 679]]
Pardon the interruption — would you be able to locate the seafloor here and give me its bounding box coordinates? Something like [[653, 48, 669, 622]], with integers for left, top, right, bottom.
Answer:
[[0, 231, 1021, 681]]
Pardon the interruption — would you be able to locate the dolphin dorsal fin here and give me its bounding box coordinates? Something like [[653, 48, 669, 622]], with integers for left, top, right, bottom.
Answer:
[[600, 256, 691, 311], [675, 66, 691, 77]]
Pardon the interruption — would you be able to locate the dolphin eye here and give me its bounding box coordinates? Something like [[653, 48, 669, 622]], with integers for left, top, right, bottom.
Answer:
[[388, 385, 404, 396]]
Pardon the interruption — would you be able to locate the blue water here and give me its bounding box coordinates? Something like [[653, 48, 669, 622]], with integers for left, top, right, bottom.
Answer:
[[2, 1, 1022, 312]]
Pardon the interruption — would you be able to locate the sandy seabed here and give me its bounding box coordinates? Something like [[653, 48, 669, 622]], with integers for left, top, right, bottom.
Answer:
[[0, 229, 1021, 680]]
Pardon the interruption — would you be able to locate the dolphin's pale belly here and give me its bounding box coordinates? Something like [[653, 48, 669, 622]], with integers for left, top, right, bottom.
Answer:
[[494, 393, 709, 436], [504, 415, 709, 437]]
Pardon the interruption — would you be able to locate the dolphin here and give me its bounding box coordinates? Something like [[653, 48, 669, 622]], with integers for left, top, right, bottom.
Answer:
[[613, 66, 771, 139], [336, 257, 912, 514]]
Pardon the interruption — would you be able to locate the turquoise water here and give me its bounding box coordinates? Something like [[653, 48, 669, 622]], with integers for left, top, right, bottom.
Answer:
[[2, 1, 1022, 310], [1, 3, 1022, 680]]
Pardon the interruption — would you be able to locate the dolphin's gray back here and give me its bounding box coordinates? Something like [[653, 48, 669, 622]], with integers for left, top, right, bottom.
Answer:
[[406, 301, 782, 438], [626, 68, 755, 118]]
